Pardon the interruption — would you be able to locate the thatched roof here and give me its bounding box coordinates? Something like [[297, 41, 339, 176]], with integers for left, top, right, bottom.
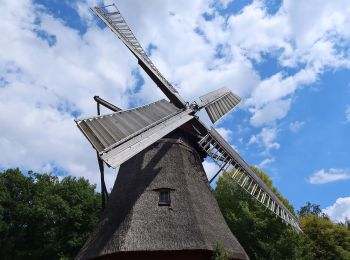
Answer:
[[77, 130, 248, 260]]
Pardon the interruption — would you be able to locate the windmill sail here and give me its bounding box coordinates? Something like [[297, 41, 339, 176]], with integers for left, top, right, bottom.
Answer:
[[198, 127, 302, 232], [76, 99, 194, 167], [91, 4, 186, 109], [200, 87, 241, 124], [100, 110, 193, 167]]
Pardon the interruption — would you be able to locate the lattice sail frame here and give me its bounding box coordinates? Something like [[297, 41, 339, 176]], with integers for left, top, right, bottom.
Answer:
[[199, 87, 241, 124], [198, 128, 302, 232], [92, 4, 186, 108], [76, 99, 194, 168]]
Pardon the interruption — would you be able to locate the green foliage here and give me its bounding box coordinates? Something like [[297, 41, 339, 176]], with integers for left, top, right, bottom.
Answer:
[[298, 202, 329, 219], [299, 202, 321, 217], [300, 214, 350, 259], [345, 219, 350, 231], [0, 168, 101, 260], [250, 166, 296, 215], [212, 242, 232, 260], [214, 167, 350, 259], [214, 168, 306, 259], [2, 167, 350, 259]]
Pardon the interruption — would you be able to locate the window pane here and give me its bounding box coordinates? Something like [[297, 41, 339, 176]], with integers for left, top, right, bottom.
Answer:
[[159, 190, 170, 204]]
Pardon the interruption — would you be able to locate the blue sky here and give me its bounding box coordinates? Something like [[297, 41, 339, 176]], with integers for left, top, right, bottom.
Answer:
[[0, 0, 349, 222]]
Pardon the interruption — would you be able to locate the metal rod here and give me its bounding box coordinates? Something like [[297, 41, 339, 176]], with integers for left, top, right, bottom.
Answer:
[[96, 101, 109, 210], [198, 135, 209, 145], [97, 154, 107, 209], [97, 101, 101, 115], [202, 140, 211, 150], [209, 159, 229, 183], [94, 96, 122, 112], [216, 154, 229, 168]]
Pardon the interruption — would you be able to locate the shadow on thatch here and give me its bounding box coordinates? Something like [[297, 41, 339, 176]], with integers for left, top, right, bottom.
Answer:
[[77, 142, 172, 258]]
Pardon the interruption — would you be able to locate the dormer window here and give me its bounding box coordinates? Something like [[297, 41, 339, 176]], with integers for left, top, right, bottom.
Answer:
[[159, 190, 170, 205], [153, 188, 173, 206]]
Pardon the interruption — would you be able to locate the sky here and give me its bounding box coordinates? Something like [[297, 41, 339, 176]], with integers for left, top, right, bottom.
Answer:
[[0, 0, 349, 223]]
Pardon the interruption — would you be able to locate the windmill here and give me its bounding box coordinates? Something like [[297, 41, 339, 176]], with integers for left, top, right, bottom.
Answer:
[[76, 3, 301, 260]]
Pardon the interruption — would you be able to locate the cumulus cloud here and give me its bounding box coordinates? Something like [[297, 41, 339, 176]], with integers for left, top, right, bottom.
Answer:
[[323, 197, 350, 223], [0, 0, 135, 189], [249, 127, 280, 151], [346, 107, 350, 122], [289, 120, 305, 133], [2, 0, 350, 190], [215, 127, 233, 141], [257, 157, 275, 169], [0, 0, 256, 188], [246, 68, 316, 126], [217, 0, 234, 9], [249, 98, 291, 126], [202, 160, 219, 181], [223, 0, 350, 126], [308, 168, 350, 184]]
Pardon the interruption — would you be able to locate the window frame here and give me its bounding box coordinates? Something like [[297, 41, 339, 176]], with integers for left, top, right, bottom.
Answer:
[[154, 188, 173, 206]]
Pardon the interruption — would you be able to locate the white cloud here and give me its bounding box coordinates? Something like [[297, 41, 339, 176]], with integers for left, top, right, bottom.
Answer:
[[202, 160, 219, 181], [246, 68, 317, 126], [0, 0, 256, 190], [2, 0, 350, 191], [219, 0, 350, 126], [308, 168, 350, 184], [215, 127, 233, 141], [289, 120, 305, 133], [0, 0, 252, 189], [346, 107, 350, 122], [250, 98, 291, 126], [249, 127, 280, 151], [0, 0, 135, 189], [323, 197, 350, 223], [217, 0, 234, 9], [114, 0, 350, 128], [73, 0, 101, 25], [257, 157, 275, 169]]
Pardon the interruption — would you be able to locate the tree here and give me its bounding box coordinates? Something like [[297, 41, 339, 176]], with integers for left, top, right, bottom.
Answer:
[[0, 168, 101, 260], [344, 218, 350, 231], [298, 202, 329, 219], [214, 166, 350, 259], [2, 167, 350, 259], [212, 242, 232, 260], [214, 167, 308, 259], [299, 209, 350, 259]]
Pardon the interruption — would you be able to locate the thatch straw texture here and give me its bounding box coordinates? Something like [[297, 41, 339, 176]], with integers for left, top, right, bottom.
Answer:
[[77, 130, 248, 260]]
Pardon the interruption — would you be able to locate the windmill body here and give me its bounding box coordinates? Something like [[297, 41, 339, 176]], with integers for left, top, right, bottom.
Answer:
[[77, 130, 248, 259], [75, 3, 301, 259]]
